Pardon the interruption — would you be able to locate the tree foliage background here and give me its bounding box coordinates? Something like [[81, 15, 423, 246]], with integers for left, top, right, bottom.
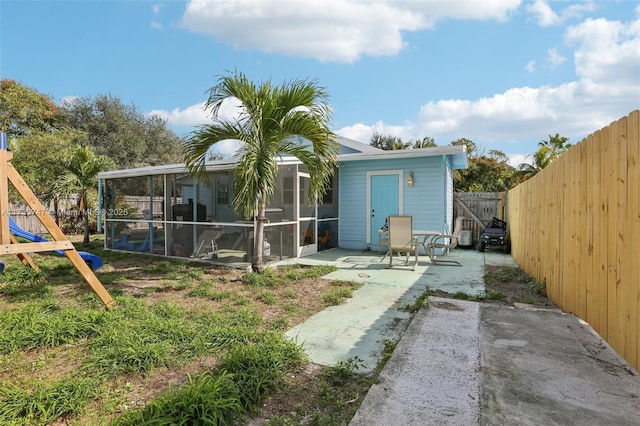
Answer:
[[0, 79, 185, 231], [1, 77, 573, 236], [369, 133, 515, 192]]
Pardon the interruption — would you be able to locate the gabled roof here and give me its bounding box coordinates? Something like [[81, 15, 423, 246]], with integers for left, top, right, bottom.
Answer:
[[334, 135, 383, 155], [339, 145, 468, 169], [97, 136, 466, 179]]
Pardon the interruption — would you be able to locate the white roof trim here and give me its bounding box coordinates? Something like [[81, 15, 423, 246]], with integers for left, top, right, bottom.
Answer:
[[338, 145, 466, 161], [98, 141, 466, 179], [334, 135, 383, 154]]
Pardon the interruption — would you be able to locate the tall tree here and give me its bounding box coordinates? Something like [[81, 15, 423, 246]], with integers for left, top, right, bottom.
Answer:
[[57, 146, 114, 245], [411, 136, 437, 149], [513, 134, 571, 184], [183, 71, 338, 272], [538, 133, 571, 163], [369, 133, 411, 150], [61, 94, 184, 169], [450, 137, 477, 156], [0, 79, 62, 137], [451, 138, 514, 192], [10, 129, 80, 224], [513, 149, 550, 184]]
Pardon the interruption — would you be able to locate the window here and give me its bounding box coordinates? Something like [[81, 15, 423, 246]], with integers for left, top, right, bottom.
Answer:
[[217, 178, 229, 204], [283, 176, 294, 204], [322, 175, 334, 204]]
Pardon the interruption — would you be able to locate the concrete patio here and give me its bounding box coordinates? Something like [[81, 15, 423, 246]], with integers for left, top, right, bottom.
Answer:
[[274, 247, 640, 425], [275, 247, 509, 371]]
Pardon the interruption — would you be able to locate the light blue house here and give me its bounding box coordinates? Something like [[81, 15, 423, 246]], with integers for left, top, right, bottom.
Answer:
[[97, 136, 467, 264]]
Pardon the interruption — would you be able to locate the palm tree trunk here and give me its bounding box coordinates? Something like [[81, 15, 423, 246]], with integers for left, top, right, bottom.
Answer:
[[252, 201, 266, 273], [82, 196, 90, 246], [53, 198, 61, 227]]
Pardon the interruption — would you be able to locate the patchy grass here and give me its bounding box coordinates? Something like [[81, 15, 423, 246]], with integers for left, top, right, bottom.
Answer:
[[0, 236, 380, 425], [427, 265, 555, 307], [482, 266, 555, 307]]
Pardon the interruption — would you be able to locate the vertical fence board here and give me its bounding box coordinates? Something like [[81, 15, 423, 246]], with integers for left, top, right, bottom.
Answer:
[[575, 141, 588, 318], [509, 111, 639, 371], [599, 125, 610, 339], [626, 111, 639, 367], [582, 133, 600, 330], [606, 118, 623, 354]]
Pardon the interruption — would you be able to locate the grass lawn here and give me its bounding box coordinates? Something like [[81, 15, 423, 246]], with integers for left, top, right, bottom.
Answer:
[[0, 235, 382, 425]]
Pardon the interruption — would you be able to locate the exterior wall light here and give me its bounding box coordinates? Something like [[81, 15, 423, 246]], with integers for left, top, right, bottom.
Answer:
[[407, 171, 414, 187]]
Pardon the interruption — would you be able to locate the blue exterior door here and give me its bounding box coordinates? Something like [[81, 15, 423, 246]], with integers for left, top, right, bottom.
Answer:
[[369, 173, 400, 245]]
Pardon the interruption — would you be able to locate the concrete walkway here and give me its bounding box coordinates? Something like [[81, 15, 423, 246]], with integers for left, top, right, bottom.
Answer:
[[350, 297, 640, 425], [280, 248, 486, 371], [276, 248, 640, 425]]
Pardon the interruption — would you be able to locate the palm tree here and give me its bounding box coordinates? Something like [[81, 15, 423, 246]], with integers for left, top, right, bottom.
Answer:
[[412, 136, 437, 149], [369, 133, 411, 150], [513, 148, 553, 184], [183, 72, 338, 272], [57, 145, 113, 246], [513, 134, 571, 184], [539, 133, 572, 163]]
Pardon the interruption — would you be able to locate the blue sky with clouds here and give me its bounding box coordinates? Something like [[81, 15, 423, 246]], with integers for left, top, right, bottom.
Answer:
[[2, 0, 639, 165]]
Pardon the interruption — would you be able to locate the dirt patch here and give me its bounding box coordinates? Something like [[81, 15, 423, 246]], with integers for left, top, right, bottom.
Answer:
[[427, 265, 557, 308], [482, 265, 557, 307]]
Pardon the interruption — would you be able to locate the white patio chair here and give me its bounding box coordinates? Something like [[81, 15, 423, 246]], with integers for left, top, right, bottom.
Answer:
[[425, 216, 464, 266], [383, 215, 418, 270]]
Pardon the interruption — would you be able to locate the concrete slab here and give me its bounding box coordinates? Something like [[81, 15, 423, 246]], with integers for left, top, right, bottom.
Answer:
[[275, 247, 640, 425], [279, 248, 488, 371], [350, 301, 640, 425], [480, 304, 640, 426], [286, 283, 417, 371], [350, 297, 481, 426]]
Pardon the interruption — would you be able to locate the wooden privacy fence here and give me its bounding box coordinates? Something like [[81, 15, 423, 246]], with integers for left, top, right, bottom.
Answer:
[[509, 110, 639, 371]]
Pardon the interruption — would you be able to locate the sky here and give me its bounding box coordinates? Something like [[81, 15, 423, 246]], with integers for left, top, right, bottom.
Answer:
[[1, 0, 639, 166]]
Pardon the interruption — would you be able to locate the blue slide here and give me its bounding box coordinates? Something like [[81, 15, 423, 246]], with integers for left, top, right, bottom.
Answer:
[[8, 216, 103, 270]]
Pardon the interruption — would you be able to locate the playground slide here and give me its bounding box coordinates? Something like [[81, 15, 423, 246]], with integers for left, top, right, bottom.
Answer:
[[8, 216, 103, 270]]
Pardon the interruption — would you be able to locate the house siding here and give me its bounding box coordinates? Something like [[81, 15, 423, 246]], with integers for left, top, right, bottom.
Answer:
[[445, 157, 454, 232], [338, 156, 450, 250]]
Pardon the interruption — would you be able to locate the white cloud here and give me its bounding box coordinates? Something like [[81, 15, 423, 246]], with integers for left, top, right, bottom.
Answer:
[[526, 0, 596, 27], [178, 0, 520, 62], [148, 102, 209, 126], [162, 9, 638, 158], [565, 17, 640, 89], [336, 13, 640, 155], [151, 3, 163, 30], [525, 60, 536, 72], [148, 97, 244, 127], [506, 153, 532, 168], [547, 48, 566, 67], [526, 0, 559, 27]]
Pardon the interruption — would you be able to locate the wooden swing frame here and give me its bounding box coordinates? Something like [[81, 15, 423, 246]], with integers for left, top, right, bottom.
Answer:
[[0, 133, 115, 309]]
